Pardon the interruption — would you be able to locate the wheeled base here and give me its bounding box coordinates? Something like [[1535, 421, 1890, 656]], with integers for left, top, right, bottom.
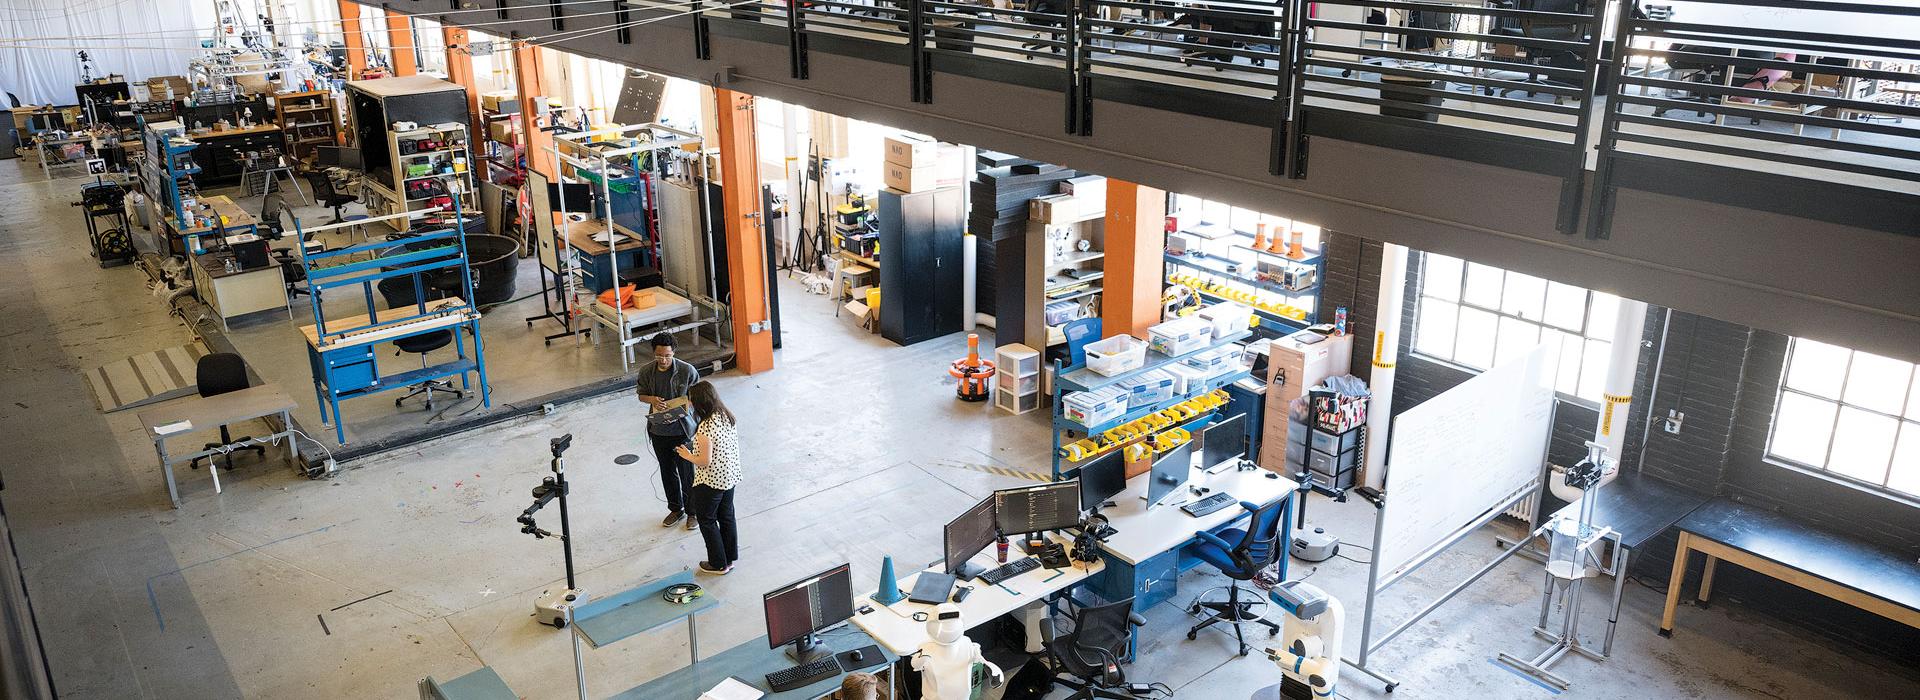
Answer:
[[395, 380, 466, 411], [1187, 584, 1278, 656], [536, 587, 586, 629]]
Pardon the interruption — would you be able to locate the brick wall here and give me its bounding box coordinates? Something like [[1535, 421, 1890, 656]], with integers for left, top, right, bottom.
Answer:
[[1314, 231, 1381, 384], [1386, 250, 1920, 661]]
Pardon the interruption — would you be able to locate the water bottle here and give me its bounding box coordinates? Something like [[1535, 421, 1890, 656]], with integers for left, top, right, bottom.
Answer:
[[996, 536, 1009, 564], [1335, 306, 1348, 336]]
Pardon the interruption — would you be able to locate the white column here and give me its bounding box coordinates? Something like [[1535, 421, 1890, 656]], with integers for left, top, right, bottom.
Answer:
[[1362, 243, 1409, 490], [1596, 299, 1650, 460]]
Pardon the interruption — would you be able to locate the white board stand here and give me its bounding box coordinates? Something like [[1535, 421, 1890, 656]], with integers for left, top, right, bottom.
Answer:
[[1342, 347, 1559, 692]]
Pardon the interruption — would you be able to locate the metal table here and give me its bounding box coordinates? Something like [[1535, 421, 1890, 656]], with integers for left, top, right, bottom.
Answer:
[[136, 384, 299, 508]]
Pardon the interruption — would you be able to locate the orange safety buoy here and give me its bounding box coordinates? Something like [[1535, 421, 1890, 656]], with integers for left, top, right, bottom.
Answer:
[[949, 333, 996, 402]]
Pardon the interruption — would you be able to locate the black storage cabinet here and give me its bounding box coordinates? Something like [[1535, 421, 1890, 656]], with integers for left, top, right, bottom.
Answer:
[[878, 187, 966, 346]]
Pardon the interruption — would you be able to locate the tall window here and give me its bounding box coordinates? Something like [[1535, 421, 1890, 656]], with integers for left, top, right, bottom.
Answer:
[[1768, 339, 1920, 497], [1412, 253, 1618, 402]]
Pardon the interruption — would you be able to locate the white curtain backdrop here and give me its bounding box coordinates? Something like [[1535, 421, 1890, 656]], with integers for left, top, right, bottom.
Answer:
[[0, 0, 211, 105]]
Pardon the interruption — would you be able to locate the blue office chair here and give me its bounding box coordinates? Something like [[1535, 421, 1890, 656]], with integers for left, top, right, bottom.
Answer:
[[1062, 317, 1103, 366], [1183, 500, 1286, 655]]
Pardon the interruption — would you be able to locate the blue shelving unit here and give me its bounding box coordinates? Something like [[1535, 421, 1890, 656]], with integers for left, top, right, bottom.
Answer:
[[293, 195, 491, 444], [1049, 330, 1255, 478], [1164, 226, 1326, 333]]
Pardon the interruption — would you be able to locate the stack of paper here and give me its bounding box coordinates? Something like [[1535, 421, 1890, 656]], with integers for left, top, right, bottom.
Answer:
[[699, 677, 763, 700]]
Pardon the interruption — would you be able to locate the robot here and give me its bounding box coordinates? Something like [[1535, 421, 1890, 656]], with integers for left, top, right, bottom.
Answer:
[[911, 604, 1003, 700], [1264, 581, 1344, 700]]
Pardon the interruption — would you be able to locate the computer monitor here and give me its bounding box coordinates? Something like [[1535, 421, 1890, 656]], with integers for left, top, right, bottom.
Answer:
[[1077, 450, 1128, 514], [1147, 443, 1194, 509], [548, 181, 596, 213], [1200, 413, 1248, 472], [763, 562, 855, 664], [316, 146, 363, 170], [994, 481, 1081, 537], [943, 496, 998, 581]]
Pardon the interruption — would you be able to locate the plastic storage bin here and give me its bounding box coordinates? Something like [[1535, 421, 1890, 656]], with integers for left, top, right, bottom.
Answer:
[[1084, 335, 1148, 377], [1148, 317, 1213, 356], [1064, 387, 1129, 426], [1198, 302, 1254, 339], [1118, 369, 1177, 409]]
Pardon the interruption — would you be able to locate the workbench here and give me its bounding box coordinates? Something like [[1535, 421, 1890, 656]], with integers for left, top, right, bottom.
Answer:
[[300, 297, 486, 444], [137, 384, 298, 508], [190, 248, 289, 329], [853, 530, 1101, 656], [564, 218, 649, 294], [1660, 497, 1920, 638], [166, 195, 259, 256]]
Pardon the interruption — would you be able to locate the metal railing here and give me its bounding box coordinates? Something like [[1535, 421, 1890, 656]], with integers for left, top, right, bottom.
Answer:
[[525, 0, 1920, 238]]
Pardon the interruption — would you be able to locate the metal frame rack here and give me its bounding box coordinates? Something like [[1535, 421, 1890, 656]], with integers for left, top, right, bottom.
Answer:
[[141, 120, 200, 227], [292, 197, 491, 444], [549, 123, 725, 372], [1163, 222, 1326, 333], [1049, 330, 1255, 478]]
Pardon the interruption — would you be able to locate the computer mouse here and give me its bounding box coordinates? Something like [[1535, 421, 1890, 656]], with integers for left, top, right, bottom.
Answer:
[[850, 649, 865, 663], [1265, 472, 1279, 479]]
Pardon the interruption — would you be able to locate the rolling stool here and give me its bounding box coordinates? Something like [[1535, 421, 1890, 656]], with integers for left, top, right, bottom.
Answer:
[[191, 353, 268, 470], [392, 331, 466, 410]]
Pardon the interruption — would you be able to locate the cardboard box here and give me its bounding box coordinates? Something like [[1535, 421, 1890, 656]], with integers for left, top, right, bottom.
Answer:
[[1030, 194, 1084, 223], [488, 118, 517, 146], [882, 145, 963, 193], [1061, 175, 1106, 201], [480, 91, 521, 113], [883, 134, 940, 166]]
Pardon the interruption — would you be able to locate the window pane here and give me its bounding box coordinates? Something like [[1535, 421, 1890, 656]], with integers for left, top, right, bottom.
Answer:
[[1542, 329, 1581, 395], [1415, 299, 1459, 359], [1463, 263, 1503, 308], [1579, 339, 1610, 401], [1455, 307, 1499, 369], [1495, 317, 1540, 369], [1771, 392, 1838, 467], [1827, 408, 1898, 484], [1543, 282, 1586, 333], [1500, 273, 1546, 321], [1909, 375, 1920, 421], [1841, 351, 1913, 415], [1785, 339, 1850, 399], [1424, 255, 1463, 303], [1586, 292, 1620, 338], [1888, 424, 1920, 497]]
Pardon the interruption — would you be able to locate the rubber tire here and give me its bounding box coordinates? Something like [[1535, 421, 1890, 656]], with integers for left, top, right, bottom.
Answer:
[[553, 617, 568, 629], [1186, 631, 1197, 641]]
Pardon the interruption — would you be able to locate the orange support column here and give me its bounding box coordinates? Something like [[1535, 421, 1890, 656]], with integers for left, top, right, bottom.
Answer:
[[384, 12, 417, 76], [1101, 180, 1167, 339], [714, 88, 775, 375], [337, 1, 366, 77], [442, 27, 483, 139], [512, 41, 555, 179]]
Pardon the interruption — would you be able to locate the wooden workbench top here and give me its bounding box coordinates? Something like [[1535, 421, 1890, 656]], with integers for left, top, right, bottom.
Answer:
[[300, 297, 472, 350], [562, 217, 647, 257], [188, 123, 283, 138], [170, 195, 260, 236]]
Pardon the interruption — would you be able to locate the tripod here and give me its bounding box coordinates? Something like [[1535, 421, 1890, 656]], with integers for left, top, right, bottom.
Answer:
[[520, 433, 585, 629]]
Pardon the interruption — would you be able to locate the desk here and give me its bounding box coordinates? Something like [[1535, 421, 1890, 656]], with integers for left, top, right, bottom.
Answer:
[[418, 666, 516, 700], [854, 531, 1102, 656], [37, 134, 90, 178], [614, 626, 897, 700], [137, 384, 298, 508], [1543, 473, 1706, 655], [564, 219, 649, 294], [1091, 466, 1296, 611], [190, 251, 289, 329], [571, 571, 724, 698], [1660, 497, 1920, 637]]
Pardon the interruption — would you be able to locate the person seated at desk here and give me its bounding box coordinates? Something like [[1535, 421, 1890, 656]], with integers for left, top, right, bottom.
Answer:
[[833, 672, 880, 700]]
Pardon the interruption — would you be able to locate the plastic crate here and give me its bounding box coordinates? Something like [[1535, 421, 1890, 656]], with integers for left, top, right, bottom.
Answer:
[[995, 343, 1041, 378], [1084, 335, 1147, 377]]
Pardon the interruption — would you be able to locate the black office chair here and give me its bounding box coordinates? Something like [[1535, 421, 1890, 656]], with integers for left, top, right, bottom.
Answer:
[[303, 170, 358, 224], [259, 192, 289, 240], [392, 331, 466, 410], [1489, 0, 1589, 97], [1184, 500, 1286, 655], [191, 353, 267, 470], [1045, 597, 1148, 700], [1022, 0, 1068, 57]]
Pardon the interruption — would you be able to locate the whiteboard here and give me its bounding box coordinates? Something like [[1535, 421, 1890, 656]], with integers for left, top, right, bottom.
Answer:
[[527, 169, 560, 274], [1378, 345, 1556, 581]]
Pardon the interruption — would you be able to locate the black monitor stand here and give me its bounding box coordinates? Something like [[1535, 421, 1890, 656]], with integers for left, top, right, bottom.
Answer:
[[786, 633, 832, 664], [952, 560, 988, 581]]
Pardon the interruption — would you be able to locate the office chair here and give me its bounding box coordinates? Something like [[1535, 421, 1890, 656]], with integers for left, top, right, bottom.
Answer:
[[303, 170, 358, 224], [1062, 317, 1102, 366], [1183, 500, 1286, 655], [191, 353, 267, 471], [392, 331, 466, 411], [1022, 0, 1068, 57], [1044, 597, 1148, 700], [258, 192, 289, 240], [1488, 0, 1588, 98]]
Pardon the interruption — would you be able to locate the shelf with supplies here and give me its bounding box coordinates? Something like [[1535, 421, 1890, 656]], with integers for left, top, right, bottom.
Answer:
[[272, 89, 338, 164], [1047, 322, 1256, 476], [1164, 225, 1324, 331], [1028, 210, 1107, 349]]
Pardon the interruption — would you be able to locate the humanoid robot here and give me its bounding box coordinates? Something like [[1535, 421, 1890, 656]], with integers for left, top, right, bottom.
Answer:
[[911, 604, 1003, 700], [1264, 581, 1344, 699]]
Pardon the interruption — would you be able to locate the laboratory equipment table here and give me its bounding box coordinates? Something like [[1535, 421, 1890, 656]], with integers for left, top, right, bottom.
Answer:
[[1543, 472, 1707, 655], [564, 218, 649, 294], [854, 530, 1102, 656], [571, 570, 719, 664], [136, 384, 298, 508], [1660, 497, 1920, 637], [299, 297, 485, 444], [166, 195, 260, 256], [190, 247, 290, 329], [1090, 465, 1296, 610]]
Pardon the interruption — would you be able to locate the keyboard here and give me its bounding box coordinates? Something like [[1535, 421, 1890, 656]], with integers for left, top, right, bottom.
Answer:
[[766, 657, 843, 693], [979, 556, 1040, 585], [1183, 492, 1235, 517]]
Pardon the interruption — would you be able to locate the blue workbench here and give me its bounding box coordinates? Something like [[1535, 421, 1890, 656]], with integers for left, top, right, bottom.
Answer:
[[572, 570, 719, 663], [610, 625, 896, 700]]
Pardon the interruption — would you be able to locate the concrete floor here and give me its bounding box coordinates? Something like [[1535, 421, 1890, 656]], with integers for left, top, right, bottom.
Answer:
[[2, 158, 1917, 699]]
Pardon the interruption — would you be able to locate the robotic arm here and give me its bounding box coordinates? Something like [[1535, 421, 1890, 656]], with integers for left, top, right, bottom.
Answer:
[[517, 434, 575, 540], [1265, 582, 1344, 699]]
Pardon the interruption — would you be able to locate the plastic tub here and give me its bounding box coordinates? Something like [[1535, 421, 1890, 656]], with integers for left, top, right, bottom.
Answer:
[[1084, 335, 1148, 377]]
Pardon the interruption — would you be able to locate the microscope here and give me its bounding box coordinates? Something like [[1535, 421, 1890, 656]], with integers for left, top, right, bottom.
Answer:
[[911, 604, 1003, 700], [520, 434, 587, 628], [1264, 581, 1344, 700]]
